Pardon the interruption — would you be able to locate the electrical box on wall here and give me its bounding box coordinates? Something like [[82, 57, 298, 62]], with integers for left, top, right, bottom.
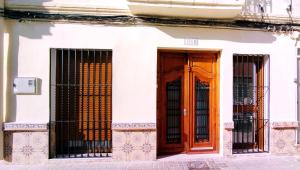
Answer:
[[13, 77, 40, 95]]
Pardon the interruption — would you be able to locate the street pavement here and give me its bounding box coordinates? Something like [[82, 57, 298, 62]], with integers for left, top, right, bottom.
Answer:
[[1, 154, 300, 170]]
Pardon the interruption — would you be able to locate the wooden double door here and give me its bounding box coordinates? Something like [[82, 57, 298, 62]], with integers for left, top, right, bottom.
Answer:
[[157, 51, 219, 154]]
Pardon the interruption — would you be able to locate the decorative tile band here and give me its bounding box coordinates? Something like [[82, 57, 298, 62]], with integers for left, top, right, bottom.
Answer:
[[3, 122, 48, 131], [224, 122, 234, 130], [113, 130, 156, 161], [272, 122, 298, 129], [112, 123, 156, 131], [270, 128, 297, 154], [4, 131, 48, 164]]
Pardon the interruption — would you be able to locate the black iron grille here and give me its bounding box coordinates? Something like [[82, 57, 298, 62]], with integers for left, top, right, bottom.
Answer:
[[50, 49, 112, 158], [233, 54, 269, 154], [166, 78, 182, 144], [195, 79, 209, 142]]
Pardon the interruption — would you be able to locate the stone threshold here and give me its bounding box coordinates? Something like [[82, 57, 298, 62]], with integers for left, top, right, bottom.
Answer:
[[47, 157, 114, 163]]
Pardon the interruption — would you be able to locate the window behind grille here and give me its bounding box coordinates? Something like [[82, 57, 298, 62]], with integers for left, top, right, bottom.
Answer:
[[50, 49, 112, 158], [232, 54, 269, 154]]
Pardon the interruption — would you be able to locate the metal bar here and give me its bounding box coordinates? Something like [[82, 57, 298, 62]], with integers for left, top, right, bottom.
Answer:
[[257, 56, 260, 152], [87, 50, 90, 157], [251, 56, 255, 153], [67, 49, 70, 158], [233, 56, 236, 149], [236, 55, 239, 153], [247, 55, 252, 152], [109, 51, 112, 154], [99, 50, 102, 157], [80, 49, 84, 158], [173, 79, 175, 143], [74, 49, 77, 158], [93, 49, 96, 157], [241, 55, 244, 153], [105, 51, 108, 156], [60, 49, 64, 157], [237, 55, 241, 153], [261, 57, 265, 152]]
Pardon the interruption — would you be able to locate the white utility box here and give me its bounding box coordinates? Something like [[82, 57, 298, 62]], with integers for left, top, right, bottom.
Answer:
[[13, 77, 39, 94]]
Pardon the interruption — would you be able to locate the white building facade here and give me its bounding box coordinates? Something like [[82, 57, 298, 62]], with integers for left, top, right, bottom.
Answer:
[[1, 0, 300, 164]]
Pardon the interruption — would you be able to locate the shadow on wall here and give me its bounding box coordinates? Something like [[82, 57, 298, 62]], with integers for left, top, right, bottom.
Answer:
[[5, 0, 54, 122], [157, 26, 277, 44]]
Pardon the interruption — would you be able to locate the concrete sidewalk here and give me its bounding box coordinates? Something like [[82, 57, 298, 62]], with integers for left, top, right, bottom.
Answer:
[[0, 154, 300, 170]]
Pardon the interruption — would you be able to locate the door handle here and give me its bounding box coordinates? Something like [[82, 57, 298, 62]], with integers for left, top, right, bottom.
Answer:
[[183, 108, 187, 116]]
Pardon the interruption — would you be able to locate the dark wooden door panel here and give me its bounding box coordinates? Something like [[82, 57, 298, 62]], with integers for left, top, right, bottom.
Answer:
[[158, 52, 186, 154]]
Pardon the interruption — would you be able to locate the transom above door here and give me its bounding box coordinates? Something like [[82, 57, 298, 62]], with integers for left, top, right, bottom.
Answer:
[[157, 51, 219, 154]]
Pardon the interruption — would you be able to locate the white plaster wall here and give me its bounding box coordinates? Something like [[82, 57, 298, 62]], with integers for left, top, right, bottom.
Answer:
[[0, 17, 4, 159], [6, 22, 298, 123], [6, 22, 159, 123], [6, 21, 298, 155], [271, 0, 290, 15]]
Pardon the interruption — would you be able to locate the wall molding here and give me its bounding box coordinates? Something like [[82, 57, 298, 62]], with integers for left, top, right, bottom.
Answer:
[[224, 122, 234, 130], [3, 10, 299, 33], [128, 0, 244, 6], [3, 122, 48, 131], [272, 122, 299, 129], [4, 1, 130, 16], [112, 123, 156, 131]]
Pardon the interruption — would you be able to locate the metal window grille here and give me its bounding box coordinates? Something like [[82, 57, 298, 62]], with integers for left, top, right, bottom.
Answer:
[[50, 49, 112, 158], [166, 78, 182, 144], [195, 79, 209, 142], [233, 54, 269, 154]]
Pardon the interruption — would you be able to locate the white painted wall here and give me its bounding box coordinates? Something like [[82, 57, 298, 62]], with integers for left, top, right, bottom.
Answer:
[[5, 21, 298, 155], [0, 16, 4, 160]]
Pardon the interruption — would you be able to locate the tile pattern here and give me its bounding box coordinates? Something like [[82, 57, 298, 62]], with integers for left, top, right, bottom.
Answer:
[[223, 128, 233, 156], [113, 130, 156, 161], [223, 122, 234, 156], [3, 123, 48, 131], [270, 128, 297, 154], [4, 131, 48, 164]]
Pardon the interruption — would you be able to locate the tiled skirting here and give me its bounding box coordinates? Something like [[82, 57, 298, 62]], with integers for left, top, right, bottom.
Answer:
[[270, 122, 298, 154], [112, 123, 156, 161], [223, 122, 234, 156], [3, 123, 48, 164]]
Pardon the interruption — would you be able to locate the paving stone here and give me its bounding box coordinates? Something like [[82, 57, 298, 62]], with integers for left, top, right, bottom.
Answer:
[[1, 155, 300, 170]]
